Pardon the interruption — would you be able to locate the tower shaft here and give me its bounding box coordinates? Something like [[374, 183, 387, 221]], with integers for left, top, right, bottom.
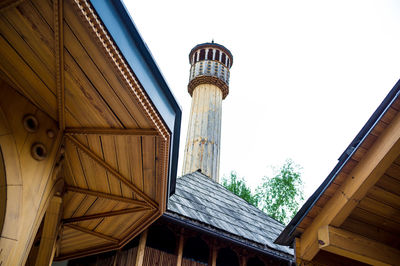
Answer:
[[182, 83, 223, 182], [182, 42, 233, 182]]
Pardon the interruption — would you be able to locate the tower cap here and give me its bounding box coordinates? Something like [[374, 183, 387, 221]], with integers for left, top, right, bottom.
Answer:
[[189, 42, 233, 67]]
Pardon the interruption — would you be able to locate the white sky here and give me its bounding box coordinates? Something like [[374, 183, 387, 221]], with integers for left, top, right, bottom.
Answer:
[[124, 0, 400, 199]]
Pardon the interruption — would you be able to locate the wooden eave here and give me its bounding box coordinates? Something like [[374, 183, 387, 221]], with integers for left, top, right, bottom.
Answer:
[[280, 83, 400, 265], [0, 0, 176, 260]]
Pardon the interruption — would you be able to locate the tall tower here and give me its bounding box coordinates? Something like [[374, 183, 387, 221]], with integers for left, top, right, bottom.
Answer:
[[182, 42, 233, 182]]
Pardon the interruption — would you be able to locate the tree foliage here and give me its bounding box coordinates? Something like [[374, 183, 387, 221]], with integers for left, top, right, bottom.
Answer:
[[222, 171, 259, 207], [222, 159, 304, 225], [256, 159, 304, 224]]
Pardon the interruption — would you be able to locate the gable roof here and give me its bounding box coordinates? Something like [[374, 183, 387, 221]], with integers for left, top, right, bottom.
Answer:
[[276, 79, 400, 247], [165, 171, 293, 259]]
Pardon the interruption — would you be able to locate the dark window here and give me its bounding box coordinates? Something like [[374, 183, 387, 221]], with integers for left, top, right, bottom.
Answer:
[[193, 52, 198, 63], [146, 225, 176, 254], [207, 49, 213, 60], [183, 236, 209, 264], [248, 257, 265, 266], [199, 49, 206, 61], [221, 53, 226, 65], [227, 58, 230, 68], [215, 50, 220, 61], [216, 248, 239, 266]]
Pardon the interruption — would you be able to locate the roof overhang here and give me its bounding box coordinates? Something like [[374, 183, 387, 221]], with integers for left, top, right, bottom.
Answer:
[[276, 80, 400, 265], [0, 0, 180, 260], [91, 0, 182, 196]]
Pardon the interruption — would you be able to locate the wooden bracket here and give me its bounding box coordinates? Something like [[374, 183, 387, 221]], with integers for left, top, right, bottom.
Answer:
[[318, 225, 400, 266]]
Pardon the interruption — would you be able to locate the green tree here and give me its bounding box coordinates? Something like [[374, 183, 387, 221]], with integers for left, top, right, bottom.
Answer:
[[256, 159, 304, 224], [222, 171, 259, 207]]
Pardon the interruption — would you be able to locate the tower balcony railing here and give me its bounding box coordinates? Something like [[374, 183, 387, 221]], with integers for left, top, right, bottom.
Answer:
[[189, 60, 230, 86]]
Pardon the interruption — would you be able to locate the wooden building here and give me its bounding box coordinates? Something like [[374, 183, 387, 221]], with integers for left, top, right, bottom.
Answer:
[[66, 40, 294, 265], [0, 0, 181, 265], [276, 80, 400, 265], [68, 171, 294, 266]]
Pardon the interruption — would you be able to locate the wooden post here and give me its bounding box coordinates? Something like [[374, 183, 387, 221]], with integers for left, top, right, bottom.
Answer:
[[35, 195, 62, 266], [135, 229, 148, 266], [240, 256, 247, 266], [295, 237, 302, 265], [176, 228, 185, 266], [209, 240, 218, 266]]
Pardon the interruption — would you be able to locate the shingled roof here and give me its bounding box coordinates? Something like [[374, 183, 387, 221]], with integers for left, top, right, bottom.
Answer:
[[166, 171, 293, 259]]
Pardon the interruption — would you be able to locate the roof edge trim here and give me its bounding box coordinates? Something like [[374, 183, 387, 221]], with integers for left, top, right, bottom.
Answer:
[[163, 212, 293, 262]]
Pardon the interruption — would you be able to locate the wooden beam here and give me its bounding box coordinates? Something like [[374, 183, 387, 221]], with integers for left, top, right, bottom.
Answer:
[[176, 228, 184, 266], [294, 237, 303, 265], [62, 206, 151, 224], [135, 229, 148, 266], [66, 135, 158, 209], [35, 196, 63, 266], [0, 0, 23, 11], [65, 127, 158, 136], [64, 224, 119, 243], [65, 186, 149, 207], [54, 0, 65, 131], [54, 243, 119, 261], [298, 111, 400, 261], [318, 225, 400, 266]]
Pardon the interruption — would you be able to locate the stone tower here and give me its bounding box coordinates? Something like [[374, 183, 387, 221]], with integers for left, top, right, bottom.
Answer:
[[182, 42, 233, 182]]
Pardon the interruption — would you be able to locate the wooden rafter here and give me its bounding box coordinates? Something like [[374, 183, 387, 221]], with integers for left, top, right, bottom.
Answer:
[[54, 0, 65, 131], [66, 135, 158, 209], [298, 111, 400, 261], [65, 186, 149, 207], [65, 127, 158, 136], [55, 243, 119, 261], [318, 225, 400, 266], [62, 206, 151, 224], [0, 0, 23, 11], [64, 224, 119, 243], [118, 208, 159, 247]]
